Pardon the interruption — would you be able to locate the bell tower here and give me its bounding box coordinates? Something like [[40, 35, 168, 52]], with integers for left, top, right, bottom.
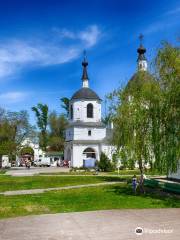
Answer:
[[82, 51, 89, 88], [137, 34, 147, 71]]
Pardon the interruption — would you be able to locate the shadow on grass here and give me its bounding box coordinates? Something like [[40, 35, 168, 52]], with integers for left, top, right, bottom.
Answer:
[[96, 176, 130, 182], [110, 184, 180, 208]]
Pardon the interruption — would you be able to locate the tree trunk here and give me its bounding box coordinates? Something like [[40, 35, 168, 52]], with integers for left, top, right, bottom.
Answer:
[[0, 155, 2, 168], [138, 158, 143, 175]]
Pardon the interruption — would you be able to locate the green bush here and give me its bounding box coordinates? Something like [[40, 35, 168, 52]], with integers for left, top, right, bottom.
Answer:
[[98, 152, 114, 172]]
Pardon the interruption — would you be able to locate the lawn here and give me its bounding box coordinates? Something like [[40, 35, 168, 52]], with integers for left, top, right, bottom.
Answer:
[[0, 184, 179, 219], [0, 175, 125, 192], [39, 169, 163, 176]]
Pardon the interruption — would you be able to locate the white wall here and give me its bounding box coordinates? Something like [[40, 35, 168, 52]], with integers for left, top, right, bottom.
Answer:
[[73, 127, 106, 141], [72, 144, 100, 167], [69, 100, 101, 122], [65, 143, 115, 168]]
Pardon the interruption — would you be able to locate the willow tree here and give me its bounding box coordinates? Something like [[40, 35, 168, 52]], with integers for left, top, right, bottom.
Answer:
[[111, 71, 160, 174], [109, 41, 179, 175], [154, 42, 180, 175]]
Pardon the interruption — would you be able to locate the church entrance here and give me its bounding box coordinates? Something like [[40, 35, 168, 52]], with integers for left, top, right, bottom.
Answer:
[[83, 148, 96, 159], [83, 148, 96, 168]]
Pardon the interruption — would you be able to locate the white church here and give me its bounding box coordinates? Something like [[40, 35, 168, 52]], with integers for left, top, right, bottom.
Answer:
[[64, 56, 115, 168]]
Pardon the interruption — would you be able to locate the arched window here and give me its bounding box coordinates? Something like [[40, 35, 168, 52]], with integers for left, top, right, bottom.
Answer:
[[87, 103, 93, 118], [88, 130, 91, 136], [70, 105, 73, 120]]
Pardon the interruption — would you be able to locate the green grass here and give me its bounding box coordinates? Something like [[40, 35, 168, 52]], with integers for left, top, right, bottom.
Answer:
[[0, 184, 179, 219], [0, 175, 125, 192]]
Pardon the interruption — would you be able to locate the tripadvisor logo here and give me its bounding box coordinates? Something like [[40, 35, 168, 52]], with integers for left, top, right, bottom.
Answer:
[[135, 227, 143, 235]]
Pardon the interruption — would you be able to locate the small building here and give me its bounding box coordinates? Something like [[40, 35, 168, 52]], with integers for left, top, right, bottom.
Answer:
[[45, 152, 63, 167], [64, 55, 115, 168]]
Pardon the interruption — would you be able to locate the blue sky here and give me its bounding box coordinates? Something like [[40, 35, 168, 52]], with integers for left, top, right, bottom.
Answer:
[[0, 0, 179, 123]]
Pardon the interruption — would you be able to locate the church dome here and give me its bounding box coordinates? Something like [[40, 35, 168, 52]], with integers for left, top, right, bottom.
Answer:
[[126, 71, 155, 92], [125, 37, 156, 94], [71, 87, 101, 101]]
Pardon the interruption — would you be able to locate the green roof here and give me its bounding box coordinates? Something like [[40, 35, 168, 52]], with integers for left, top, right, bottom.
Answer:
[[45, 152, 63, 157]]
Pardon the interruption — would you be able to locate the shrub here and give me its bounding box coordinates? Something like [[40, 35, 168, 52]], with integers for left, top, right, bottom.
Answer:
[[98, 152, 113, 172]]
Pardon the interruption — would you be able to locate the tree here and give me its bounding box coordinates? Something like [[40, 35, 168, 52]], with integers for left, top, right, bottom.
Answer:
[[20, 146, 34, 156], [108, 41, 180, 175], [60, 97, 70, 117], [111, 72, 160, 174], [154, 42, 180, 175], [0, 109, 32, 167], [32, 103, 49, 151], [48, 111, 68, 151], [98, 152, 113, 172]]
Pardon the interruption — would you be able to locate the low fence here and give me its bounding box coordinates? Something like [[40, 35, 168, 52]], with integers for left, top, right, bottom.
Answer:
[[144, 179, 180, 194]]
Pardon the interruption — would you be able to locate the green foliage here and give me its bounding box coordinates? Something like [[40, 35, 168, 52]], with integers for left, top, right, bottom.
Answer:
[[20, 147, 34, 156], [48, 112, 68, 151], [32, 105, 68, 152], [60, 97, 70, 117], [108, 41, 180, 175], [0, 108, 32, 166], [98, 152, 114, 172], [154, 42, 180, 174], [32, 103, 49, 151]]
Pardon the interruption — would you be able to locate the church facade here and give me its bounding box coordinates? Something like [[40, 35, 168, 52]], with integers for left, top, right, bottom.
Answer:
[[64, 56, 114, 168]]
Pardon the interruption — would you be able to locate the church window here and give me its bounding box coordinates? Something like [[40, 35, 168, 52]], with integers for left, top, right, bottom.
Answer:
[[87, 103, 93, 118], [70, 105, 73, 119], [88, 130, 91, 136]]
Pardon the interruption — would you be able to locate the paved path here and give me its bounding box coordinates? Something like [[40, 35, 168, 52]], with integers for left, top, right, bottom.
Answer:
[[5, 167, 69, 176], [0, 209, 179, 240], [0, 182, 120, 196]]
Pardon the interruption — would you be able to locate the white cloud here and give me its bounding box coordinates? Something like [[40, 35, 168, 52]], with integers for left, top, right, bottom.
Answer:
[[78, 25, 101, 47], [0, 91, 28, 103], [54, 25, 101, 47], [0, 25, 101, 79]]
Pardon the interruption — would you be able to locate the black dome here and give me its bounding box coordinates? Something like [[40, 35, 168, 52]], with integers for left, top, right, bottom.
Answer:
[[71, 88, 101, 101]]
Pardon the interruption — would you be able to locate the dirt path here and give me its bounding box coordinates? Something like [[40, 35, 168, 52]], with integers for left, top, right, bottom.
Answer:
[[0, 181, 120, 196]]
